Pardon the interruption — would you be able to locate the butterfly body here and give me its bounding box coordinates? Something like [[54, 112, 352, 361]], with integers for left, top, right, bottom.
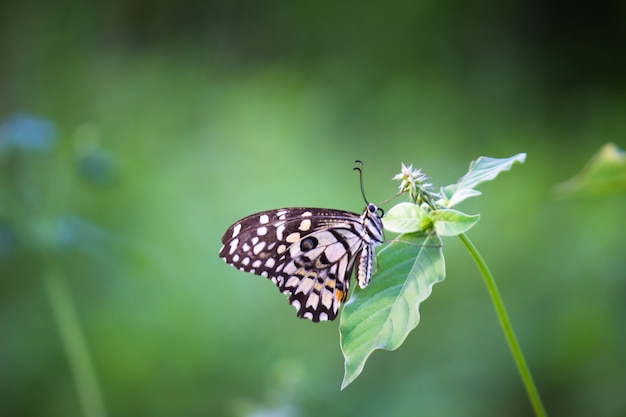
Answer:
[[219, 203, 384, 322]]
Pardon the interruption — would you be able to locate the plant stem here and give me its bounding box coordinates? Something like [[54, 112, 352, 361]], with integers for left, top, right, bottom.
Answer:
[[44, 257, 107, 417], [458, 233, 547, 417]]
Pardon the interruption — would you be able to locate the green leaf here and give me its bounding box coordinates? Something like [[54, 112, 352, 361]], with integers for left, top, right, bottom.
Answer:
[[441, 153, 526, 207], [554, 142, 626, 196], [382, 202, 431, 234], [339, 232, 445, 389], [430, 209, 480, 236]]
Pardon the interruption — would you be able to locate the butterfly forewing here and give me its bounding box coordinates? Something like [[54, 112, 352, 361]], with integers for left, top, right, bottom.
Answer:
[[219, 206, 383, 322]]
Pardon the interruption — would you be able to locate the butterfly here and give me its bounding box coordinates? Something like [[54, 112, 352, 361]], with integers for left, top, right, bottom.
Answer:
[[219, 163, 384, 322]]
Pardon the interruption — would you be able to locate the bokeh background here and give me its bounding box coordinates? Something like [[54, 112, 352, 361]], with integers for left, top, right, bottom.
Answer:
[[1, 1, 625, 416]]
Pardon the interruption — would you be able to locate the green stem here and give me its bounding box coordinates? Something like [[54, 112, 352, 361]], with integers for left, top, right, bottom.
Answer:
[[458, 233, 547, 417], [44, 258, 107, 417]]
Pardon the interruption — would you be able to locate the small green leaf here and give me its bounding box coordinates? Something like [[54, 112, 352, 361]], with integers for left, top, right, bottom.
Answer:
[[429, 209, 480, 236], [340, 232, 445, 389], [554, 143, 626, 196], [383, 202, 431, 234], [441, 153, 526, 207]]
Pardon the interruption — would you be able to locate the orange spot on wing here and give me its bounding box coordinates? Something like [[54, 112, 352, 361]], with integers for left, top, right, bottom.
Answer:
[[335, 289, 347, 302]]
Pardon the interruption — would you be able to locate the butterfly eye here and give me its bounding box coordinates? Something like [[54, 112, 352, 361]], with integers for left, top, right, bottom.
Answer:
[[367, 203, 377, 213]]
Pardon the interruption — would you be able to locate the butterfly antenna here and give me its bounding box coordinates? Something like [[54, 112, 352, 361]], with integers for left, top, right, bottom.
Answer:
[[377, 190, 403, 206], [353, 160, 370, 204]]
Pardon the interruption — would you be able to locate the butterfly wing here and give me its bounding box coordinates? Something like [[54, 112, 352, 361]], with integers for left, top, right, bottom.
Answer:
[[219, 208, 367, 321]]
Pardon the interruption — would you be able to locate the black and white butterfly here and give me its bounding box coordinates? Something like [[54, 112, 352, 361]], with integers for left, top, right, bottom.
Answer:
[[219, 165, 384, 322]]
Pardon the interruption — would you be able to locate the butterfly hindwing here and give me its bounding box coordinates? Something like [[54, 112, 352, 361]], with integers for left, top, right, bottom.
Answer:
[[278, 226, 367, 321]]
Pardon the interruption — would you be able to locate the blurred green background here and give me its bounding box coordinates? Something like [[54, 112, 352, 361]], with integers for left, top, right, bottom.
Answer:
[[1, 1, 625, 416]]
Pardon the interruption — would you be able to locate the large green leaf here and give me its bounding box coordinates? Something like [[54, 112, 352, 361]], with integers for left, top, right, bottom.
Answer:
[[441, 153, 526, 207], [339, 232, 445, 389]]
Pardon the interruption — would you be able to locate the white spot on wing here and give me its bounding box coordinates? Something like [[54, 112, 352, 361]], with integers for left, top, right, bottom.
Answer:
[[276, 225, 285, 240], [253, 241, 266, 255], [286, 232, 300, 243], [297, 276, 315, 294], [259, 214, 269, 224], [228, 239, 239, 255], [299, 219, 312, 231], [306, 292, 320, 308], [282, 261, 296, 275], [285, 276, 300, 287], [257, 226, 268, 236], [321, 290, 334, 309], [232, 224, 242, 238]]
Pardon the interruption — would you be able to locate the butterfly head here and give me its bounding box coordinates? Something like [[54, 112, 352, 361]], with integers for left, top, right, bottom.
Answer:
[[361, 202, 384, 245]]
